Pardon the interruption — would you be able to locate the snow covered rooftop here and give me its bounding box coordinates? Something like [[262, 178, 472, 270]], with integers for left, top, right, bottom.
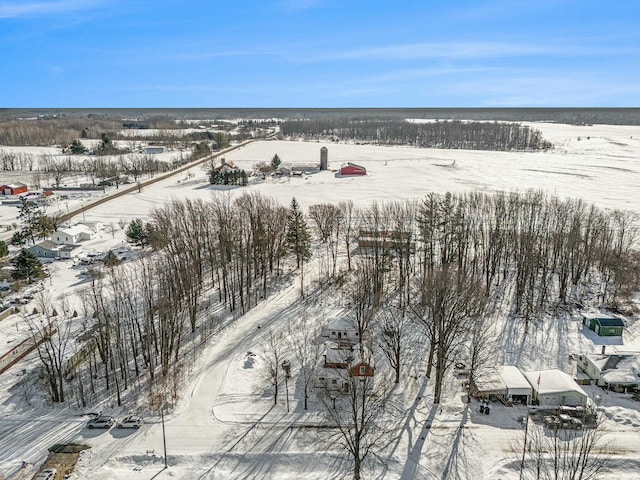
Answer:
[[501, 366, 531, 390], [57, 225, 93, 236], [523, 369, 588, 397], [588, 354, 640, 385], [325, 317, 355, 331]]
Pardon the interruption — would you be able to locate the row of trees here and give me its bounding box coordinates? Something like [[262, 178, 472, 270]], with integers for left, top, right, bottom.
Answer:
[[0, 114, 253, 147], [281, 119, 553, 150], [39, 194, 300, 407]]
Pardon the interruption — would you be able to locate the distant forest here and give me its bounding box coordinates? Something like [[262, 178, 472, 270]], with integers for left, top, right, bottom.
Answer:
[[1, 107, 638, 148], [1, 108, 638, 124], [281, 119, 552, 151]]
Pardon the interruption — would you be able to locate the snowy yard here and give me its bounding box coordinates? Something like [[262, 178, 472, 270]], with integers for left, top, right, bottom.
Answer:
[[0, 121, 639, 479]]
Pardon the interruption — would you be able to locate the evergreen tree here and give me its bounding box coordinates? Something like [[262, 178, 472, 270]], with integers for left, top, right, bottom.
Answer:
[[103, 250, 121, 267], [287, 197, 311, 296], [12, 249, 44, 282], [17, 198, 52, 244], [10, 231, 26, 246], [0, 240, 8, 257], [68, 139, 87, 154], [271, 154, 282, 170], [213, 132, 229, 149], [125, 219, 149, 247]]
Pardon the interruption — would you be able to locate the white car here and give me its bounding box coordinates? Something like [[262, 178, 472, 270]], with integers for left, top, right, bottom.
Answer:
[[117, 415, 143, 429], [86, 415, 115, 429], [34, 468, 57, 480]]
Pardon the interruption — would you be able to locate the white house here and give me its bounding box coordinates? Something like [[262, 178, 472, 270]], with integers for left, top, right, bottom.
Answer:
[[321, 317, 361, 343], [51, 225, 94, 245], [523, 369, 589, 407]]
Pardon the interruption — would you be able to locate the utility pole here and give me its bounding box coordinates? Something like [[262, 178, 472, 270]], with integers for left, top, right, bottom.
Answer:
[[519, 412, 529, 479], [282, 360, 291, 413], [161, 407, 168, 468]]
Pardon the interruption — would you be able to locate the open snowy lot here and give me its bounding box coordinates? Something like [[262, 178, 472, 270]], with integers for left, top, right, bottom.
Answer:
[[0, 121, 639, 480]]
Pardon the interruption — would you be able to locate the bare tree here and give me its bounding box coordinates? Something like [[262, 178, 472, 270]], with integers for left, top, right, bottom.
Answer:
[[466, 315, 496, 402], [285, 313, 323, 410], [318, 367, 390, 480], [25, 294, 74, 403], [262, 330, 287, 405], [373, 307, 408, 384], [418, 266, 487, 404], [309, 203, 343, 279], [339, 200, 357, 271], [517, 418, 610, 480]]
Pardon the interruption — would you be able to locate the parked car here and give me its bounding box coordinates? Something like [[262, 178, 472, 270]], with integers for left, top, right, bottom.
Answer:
[[117, 415, 144, 429], [34, 468, 57, 480], [86, 415, 115, 429]]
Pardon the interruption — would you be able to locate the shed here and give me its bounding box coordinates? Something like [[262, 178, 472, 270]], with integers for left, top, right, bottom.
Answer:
[[1, 183, 28, 195], [339, 163, 366, 176], [581, 313, 624, 336], [523, 369, 588, 407], [145, 146, 166, 154]]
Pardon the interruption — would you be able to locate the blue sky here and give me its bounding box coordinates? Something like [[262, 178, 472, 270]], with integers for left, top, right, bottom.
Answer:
[[1, 0, 638, 107]]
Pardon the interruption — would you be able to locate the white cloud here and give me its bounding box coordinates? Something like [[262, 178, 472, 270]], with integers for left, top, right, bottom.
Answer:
[[0, 0, 108, 18], [305, 41, 633, 63]]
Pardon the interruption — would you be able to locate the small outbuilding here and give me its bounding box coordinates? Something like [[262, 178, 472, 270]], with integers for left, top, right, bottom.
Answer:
[[1, 183, 28, 195], [145, 146, 166, 154], [581, 313, 624, 336], [339, 163, 366, 176]]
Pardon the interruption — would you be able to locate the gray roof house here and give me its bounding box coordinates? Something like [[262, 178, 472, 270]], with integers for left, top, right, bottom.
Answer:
[[28, 240, 61, 259]]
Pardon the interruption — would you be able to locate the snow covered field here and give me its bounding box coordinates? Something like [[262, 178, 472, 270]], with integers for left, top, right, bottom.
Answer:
[[0, 121, 639, 480]]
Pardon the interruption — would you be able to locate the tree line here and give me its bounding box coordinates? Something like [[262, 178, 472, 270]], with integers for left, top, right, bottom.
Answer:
[[281, 119, 552, 151], [24, 190, 638, 405]]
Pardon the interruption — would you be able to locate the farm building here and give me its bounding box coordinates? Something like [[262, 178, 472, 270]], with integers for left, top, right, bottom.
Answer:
[[339, 163, 366, 176], [145, 146, 166, 154], [357, 230, 416, 255], [523, 369, 588, 407], [472, 365, 532, 405], [581, 313, 625, 336], [576, 353, 640, 392], [1, 183, 28, 195]]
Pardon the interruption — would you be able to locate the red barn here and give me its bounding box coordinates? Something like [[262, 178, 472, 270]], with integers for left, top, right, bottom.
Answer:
[[1, 183, 28, 195], [339, 163, 366, 176]]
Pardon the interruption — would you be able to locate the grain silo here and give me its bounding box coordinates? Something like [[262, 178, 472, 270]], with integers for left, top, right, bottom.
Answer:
[[320, 146, 328, 170]]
